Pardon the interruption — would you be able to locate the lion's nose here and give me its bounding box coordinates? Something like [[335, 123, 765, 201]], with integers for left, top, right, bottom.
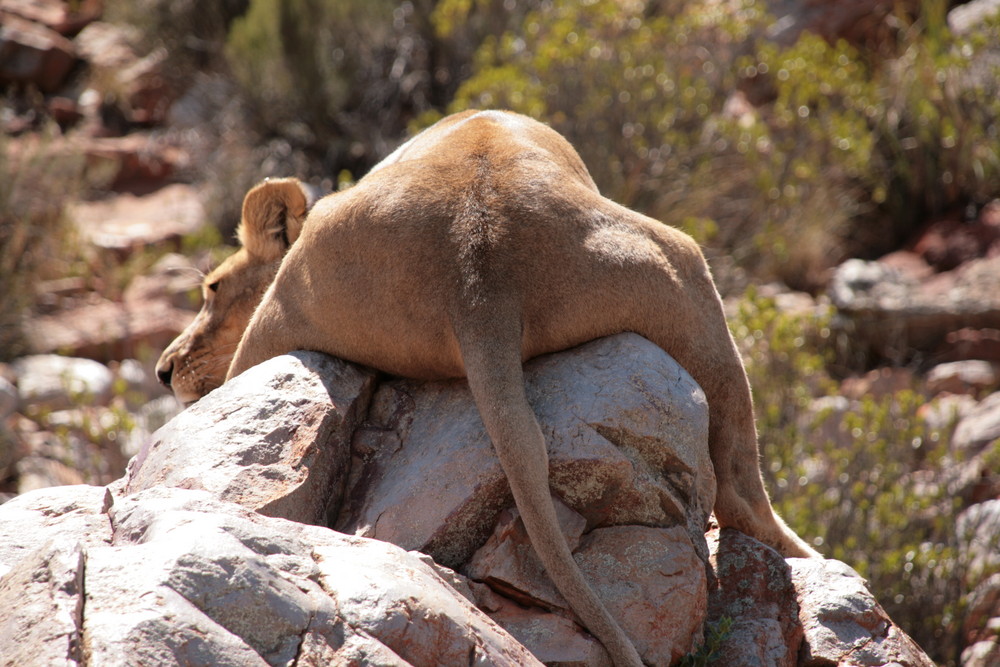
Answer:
[[156, 360, 174, 388]]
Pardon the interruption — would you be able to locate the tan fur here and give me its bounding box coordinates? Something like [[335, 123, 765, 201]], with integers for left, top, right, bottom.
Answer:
[[157, 111, 819, 666]]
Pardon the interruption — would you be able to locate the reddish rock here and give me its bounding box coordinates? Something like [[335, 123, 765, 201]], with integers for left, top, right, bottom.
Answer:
[[466, 502, 587, 611], [911, 204, 1000, 272], [468, 506, 708, 665], [27, 297, 195, 362], [478, 592, 610, 666], [963, 573, 1000, 649], [75, 134, 188, 193], [0, 14, 76, 92], [46, 94, 80, 126], [577, 525, 706, 665], [0, 0, 101, 35], [73, 20, 137, 70], [840, 367, 917, 400], [829, 257, 1000, 361], [877, 250, 935, 283], [68, 183, 206, 251], [926, 360, 999, 396], [935, 328, 1000, 365], [762, 0, 921, 49], [707, 527, 802, 667], [74, 21, 175, 127], [116, 48, 173, 126]]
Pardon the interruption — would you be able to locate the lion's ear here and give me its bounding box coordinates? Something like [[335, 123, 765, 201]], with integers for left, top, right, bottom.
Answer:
[[237, 178, 309, 262]]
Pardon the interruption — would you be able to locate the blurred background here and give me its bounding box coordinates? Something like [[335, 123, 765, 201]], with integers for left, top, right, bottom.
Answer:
[[1, 1, 999, 664]]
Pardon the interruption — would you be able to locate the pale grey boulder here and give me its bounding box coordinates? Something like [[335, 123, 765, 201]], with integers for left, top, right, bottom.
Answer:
[[0, 485, 540, 666], [790, 558, 936, 667], [12, 354, 114, 411], [124, 351, 375, 525], [0, 541, 85, 667], [0, 331, 943, 666], [335, 333, 715, 569], [0, 484, 111, 577]]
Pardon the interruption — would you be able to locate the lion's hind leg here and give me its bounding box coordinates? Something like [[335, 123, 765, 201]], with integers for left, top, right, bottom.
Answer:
[[628, 220, 820, 558]]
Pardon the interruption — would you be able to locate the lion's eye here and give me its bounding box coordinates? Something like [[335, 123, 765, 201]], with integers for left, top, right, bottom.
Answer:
[[207, 280, 220, 293]]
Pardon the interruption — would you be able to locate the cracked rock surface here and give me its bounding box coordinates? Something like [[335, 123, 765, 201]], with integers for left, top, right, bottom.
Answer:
[[0, 334, 938, 666]]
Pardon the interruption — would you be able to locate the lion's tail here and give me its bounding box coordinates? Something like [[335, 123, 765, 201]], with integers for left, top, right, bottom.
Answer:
[[455, 306, 644, 667]]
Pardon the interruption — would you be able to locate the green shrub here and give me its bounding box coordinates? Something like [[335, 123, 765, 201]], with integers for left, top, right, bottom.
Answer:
[[868, 9, 1000, 241], [751, 5, 1000, 254], [679, 616, 733, 666]]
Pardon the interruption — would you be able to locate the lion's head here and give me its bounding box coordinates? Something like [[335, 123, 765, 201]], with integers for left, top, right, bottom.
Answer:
[[156, 178, 309, 403]]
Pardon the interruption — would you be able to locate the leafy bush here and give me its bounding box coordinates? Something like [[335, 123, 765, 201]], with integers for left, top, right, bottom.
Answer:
[[445, 0, 858, 289], [753, 6, 1000, 254]]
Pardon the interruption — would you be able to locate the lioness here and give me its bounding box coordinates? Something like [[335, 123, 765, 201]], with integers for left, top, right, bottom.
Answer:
[[157, 110, 818, 666]]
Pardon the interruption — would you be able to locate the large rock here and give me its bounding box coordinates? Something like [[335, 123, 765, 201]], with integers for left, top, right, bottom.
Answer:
[[957, 500, 1000, 582], [0, 540, 87, 665], [0, 484, 111, 577], [707, 527, 802, 667], [124, 351, 376, 526], [72, 135, 188, 194], [27, 297, 195, 361], [961, 573, 1000, 667], [0, 14, 75, 91], [12, 354, 114, 412], [0, 486, 540, 666], [0, 333, 940, 665], [335, 333, 715, 569], [829, 257, 1000, 361], [68, 184, 207, 251], [953, 392, 1000, 454], [466, 504, 708, 664], [791, 558, 936, 667], [0, 0, 101, 35], [125, 333, 715, 662]]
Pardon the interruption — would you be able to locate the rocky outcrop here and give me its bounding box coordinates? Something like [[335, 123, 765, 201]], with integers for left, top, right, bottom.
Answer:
[[124, 351, 376, 526], [791, 558, 935, 667], [830, 255, 1000, 363], [0, 485, 540, 666], [828, 199, 1000, 365], [0, 13, 77, 92], [0, 334, 937, 665], [332, 333, 715, 569]]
